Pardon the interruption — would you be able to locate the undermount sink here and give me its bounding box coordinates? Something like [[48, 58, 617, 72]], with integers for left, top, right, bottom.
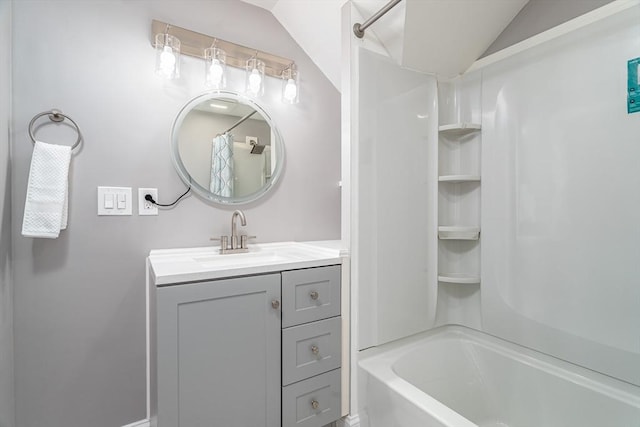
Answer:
[[192, 244, 310, 268], [148, 241, 343, 285], [193, 251, 289, 268]]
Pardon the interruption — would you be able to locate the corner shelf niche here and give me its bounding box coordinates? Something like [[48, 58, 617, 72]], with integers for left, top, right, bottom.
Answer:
[[437, 122, 481, 286], [435, 78, 483, 330]]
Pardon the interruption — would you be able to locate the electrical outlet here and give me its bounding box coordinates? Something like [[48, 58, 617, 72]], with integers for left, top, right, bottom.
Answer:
[[138, 188, 158, 216]]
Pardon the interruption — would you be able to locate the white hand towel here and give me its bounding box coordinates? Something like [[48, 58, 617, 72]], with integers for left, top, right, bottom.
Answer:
[[22, 141, 71, 238]]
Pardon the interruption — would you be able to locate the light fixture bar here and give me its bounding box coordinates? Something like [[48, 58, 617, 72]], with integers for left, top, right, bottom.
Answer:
[[151, 20, 293, 79]]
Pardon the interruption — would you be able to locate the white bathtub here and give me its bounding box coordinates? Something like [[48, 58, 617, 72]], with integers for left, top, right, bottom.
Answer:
[[358, 326, 640, 427]]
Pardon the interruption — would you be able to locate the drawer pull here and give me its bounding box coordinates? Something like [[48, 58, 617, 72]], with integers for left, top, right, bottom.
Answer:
[[271, 299, 280, 309], [311, 345, 319, 355], [311, 400, 320, 410], [310, 291, 319, 300]]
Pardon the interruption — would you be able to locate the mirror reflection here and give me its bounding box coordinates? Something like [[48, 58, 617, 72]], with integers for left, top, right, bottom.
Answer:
[[172, 92, 283, 204]]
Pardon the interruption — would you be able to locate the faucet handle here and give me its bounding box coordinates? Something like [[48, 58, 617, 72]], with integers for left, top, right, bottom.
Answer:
[[210, 235, 229, 250], [240, 235, 256, 249]]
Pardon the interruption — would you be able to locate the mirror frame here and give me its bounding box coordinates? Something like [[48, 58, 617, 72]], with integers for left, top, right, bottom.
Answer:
[[170, 90, 285, 205]]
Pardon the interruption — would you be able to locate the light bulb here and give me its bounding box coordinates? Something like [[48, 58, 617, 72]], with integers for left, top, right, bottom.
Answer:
[[284, 78, 297, 101], [159, 45, 176, 77], [248, 68, 262, 93], [209, 59, 224, 85]]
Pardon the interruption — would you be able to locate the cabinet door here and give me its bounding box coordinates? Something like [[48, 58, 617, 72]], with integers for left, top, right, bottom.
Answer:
[[157, 274, 281, 427]]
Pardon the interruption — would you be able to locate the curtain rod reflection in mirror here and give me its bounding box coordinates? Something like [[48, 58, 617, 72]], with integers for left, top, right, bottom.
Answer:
[[222, 110, 257, 135], [151, 20, 300, 103]]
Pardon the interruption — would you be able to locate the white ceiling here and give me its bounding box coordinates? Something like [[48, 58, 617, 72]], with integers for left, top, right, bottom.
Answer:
[[254, 0, 348, 90], [241, 0, 529, 88], [240, 0, 281, 11], [402, 0, 528, 79]]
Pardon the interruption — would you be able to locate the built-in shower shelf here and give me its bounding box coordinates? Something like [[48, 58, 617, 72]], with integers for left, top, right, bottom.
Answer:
[[438, 123, 482, 136], [438, 274, 481, 284], [438, 175, 481, 183], [438, 226, 480, 240]]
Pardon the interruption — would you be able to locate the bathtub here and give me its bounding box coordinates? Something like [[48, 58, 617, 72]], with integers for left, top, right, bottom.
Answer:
[[358, 326, 640, 427]]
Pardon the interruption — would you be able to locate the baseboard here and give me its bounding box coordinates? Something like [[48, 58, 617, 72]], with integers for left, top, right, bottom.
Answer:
[[337, 414, 361, 427], [124, 417, 350, 427], [121, 419, 150, 427], [125, 416, 352, 427]]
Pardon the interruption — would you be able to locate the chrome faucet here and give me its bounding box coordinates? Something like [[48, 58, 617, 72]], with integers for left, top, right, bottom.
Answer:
[[230, 210, 246, 250], [212, 210, 255, 254]]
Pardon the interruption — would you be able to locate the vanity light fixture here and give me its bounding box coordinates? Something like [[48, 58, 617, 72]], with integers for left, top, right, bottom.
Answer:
[[281, 64, 299, 104], [246, 56, 265, 97], [205, 45, 226, 89], [209, 103, 228, 109], [150, 20, 299, 104], [154, 27, 180, 80]]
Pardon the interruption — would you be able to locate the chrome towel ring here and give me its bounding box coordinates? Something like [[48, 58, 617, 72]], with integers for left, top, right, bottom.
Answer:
[[28, 109, 82, 150]]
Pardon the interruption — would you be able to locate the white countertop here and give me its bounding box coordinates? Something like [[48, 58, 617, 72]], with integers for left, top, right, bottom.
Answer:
[[149, 240, 346, 286]]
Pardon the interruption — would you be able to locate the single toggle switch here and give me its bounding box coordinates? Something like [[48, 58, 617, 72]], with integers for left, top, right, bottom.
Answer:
[[104, 194, 114, 209], [117, 193, 127, 209]]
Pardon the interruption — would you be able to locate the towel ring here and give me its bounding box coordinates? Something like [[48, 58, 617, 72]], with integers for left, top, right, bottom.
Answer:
[[28, 109, 82, 150]]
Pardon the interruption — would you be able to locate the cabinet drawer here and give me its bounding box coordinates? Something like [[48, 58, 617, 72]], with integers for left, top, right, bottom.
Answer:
[[282, 317, 341, 386], [282, 265, 341, 327], [282, 369, 341, 427]]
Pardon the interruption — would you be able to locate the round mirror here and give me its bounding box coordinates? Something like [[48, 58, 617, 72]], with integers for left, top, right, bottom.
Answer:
[[171, 91, 285, 204]]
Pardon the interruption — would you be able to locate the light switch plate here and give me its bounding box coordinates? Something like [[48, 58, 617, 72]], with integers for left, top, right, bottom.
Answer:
[[97, 187, 132, 216]]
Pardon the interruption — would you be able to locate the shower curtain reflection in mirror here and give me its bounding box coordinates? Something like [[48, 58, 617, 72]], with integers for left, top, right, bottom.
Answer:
[[210, 133, 234, 197], [176, 101, 273, 199]]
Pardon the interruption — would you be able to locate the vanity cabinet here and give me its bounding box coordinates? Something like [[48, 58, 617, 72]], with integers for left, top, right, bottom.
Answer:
[[281, 265, 342, 427], [150, 262, 342, 427], [155, 273, 282, 427]]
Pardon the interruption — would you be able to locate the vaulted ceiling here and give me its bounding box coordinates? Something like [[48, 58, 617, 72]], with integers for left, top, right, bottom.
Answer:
[[241, 0, 529, 90]]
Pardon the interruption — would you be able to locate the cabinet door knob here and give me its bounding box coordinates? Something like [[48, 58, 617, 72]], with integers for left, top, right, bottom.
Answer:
[[271, 299, 280, 309], [311, 345, 319, 355], [309, 291, 319, 300], [311, 400, 320, 410]]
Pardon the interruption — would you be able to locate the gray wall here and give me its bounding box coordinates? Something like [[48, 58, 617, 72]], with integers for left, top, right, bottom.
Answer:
[[482, 0, 615, 57], [0, 1, 13, 426], [11, 1, 340, 427]]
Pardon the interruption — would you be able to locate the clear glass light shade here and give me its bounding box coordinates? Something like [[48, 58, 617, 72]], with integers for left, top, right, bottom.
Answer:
[[204, 47, 226, 89], [155, 33, 180, 79], [245, 58, 265, 97], [281, 66, 300, 104]]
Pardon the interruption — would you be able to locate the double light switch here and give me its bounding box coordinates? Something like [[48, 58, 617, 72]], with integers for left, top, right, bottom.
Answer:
[[98, 187, 132, 216]]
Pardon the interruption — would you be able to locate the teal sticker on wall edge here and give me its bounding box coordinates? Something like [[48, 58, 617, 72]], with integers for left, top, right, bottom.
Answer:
[[629, 57, 640, 114]]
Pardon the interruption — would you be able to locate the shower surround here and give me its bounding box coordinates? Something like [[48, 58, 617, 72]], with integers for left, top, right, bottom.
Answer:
[[349, 1, 640, 425]]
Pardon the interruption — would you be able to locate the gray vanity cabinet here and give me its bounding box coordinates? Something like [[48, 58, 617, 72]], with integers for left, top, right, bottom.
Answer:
[[281, 265, 342, 427], [156, 273, 281, 427], [151, 263, 342, 427]]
